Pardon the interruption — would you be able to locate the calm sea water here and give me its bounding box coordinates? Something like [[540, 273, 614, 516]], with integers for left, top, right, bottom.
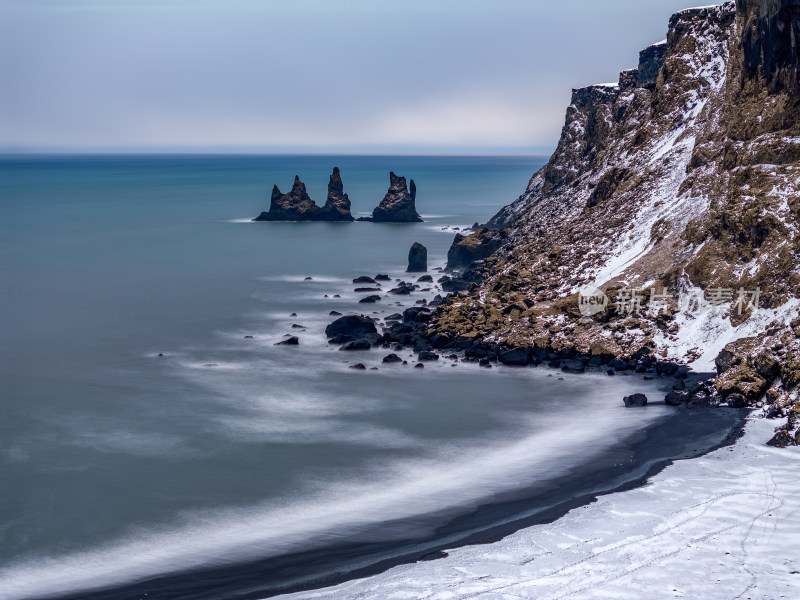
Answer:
[[0, 155, 740, 599]]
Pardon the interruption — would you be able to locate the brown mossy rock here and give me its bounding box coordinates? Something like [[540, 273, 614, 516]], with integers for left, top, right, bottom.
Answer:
[[716, 364, 769, 401], [781, 352, 800, 389], [766, 429, 796, 448], [446, 228, 506, 271]]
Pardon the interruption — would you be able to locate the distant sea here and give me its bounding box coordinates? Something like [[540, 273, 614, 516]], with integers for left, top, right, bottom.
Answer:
[[0, 155, 743, 600]]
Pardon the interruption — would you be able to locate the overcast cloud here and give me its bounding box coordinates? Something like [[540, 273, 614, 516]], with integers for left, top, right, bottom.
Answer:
[[0, 0, 720, 154]]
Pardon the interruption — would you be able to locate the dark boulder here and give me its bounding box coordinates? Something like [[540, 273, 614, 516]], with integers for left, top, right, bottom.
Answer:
[[609, 359, 629, 371], [389, 283, 415, 295], [623, 393, 648, 407], [561, 359, 586, 374], [430, 334, 451, 349], [499, 349, 530, 366], [726, 393, 749, 408], [369, 172, 423, 222], [441, 278, 470, 293], [665, 390, 690, 406], [374, 274, 391, 281], [275, 336, 299, 346], [383, 353, 403, 363], [340, 339, 372, 351], [403, 307, 432, 323], [417, 275, 434, 283], [418, 351, 440, 362], [354, 287, 381, 292], [407, 242, 428, 272], [353, 276, 377, 284], [359, 295, 382, 303], [325, 315, 377, 339], [349, 363, 367, 370]]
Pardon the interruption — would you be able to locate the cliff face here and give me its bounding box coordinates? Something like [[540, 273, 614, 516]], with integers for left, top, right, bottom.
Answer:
[[432, 1, 800, 413]]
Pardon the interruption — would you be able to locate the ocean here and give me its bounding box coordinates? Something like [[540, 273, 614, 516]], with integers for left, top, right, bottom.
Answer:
[[0, 155, 743, 599]]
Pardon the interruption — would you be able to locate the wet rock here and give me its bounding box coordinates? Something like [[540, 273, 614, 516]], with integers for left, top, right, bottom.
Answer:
[[403, 307, 432, 323], [329, 311, 342, 316], [407, 242, 428, 272], [325, 315, 377, 339], [417, 275, 434, 283], [665, 390, 690, 405], [418, 351, 440, 361], [353, 276, 377, 284], [389, 283, 415, 295], [354, 287, 381, 292], [414, 363, 425, 369], [726, 393, 749, 408], [340, 339, 372, 351], [561, 359, 586, 374], [374, 274, 391, 281], [499, 348, 530, 366], [383, 353, 403, 363], [623, 393, 648, 407], [359, 295, 382, 303], [349, 363, 367, 370], [275, 336, 299, 346], [385, 313, 403, 321]]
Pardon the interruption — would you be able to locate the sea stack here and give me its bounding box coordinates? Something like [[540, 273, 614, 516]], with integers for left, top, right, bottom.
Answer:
[[407, 242, 428, 272], [253, 176, 318, 221], [369, 172, 423, 222], [253, 169, 354, 222], [320, 167, 354, 222]]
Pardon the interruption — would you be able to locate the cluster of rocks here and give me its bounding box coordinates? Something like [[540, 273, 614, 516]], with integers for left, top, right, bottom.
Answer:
[[253, 168, 353, 222], [253, 170, 422, 223]]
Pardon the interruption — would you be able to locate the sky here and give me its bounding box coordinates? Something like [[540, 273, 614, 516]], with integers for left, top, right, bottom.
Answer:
[[0, 0, 720, 154]]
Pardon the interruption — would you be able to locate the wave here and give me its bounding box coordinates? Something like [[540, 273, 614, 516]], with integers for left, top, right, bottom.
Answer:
[[0, 387, 670, 600]]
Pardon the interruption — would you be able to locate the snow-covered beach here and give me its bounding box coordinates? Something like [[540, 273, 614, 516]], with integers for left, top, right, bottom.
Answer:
[[279, 417, 800, 600]]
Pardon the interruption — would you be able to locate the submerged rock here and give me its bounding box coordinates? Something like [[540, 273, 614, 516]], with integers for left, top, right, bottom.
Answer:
[[275, 336, 300, 346], [407, 242, 428, 272]]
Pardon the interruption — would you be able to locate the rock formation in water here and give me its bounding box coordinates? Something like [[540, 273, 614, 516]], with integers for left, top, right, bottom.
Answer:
[[361, 172, 423, 222], [426, 1, 800, 428], [321, 167, 354, 221], [407, 242, 428, 272], [253, 168, 354, 222]]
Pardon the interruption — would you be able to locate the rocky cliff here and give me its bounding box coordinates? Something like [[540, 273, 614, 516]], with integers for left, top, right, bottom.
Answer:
[[430, 1, 800, 426]]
